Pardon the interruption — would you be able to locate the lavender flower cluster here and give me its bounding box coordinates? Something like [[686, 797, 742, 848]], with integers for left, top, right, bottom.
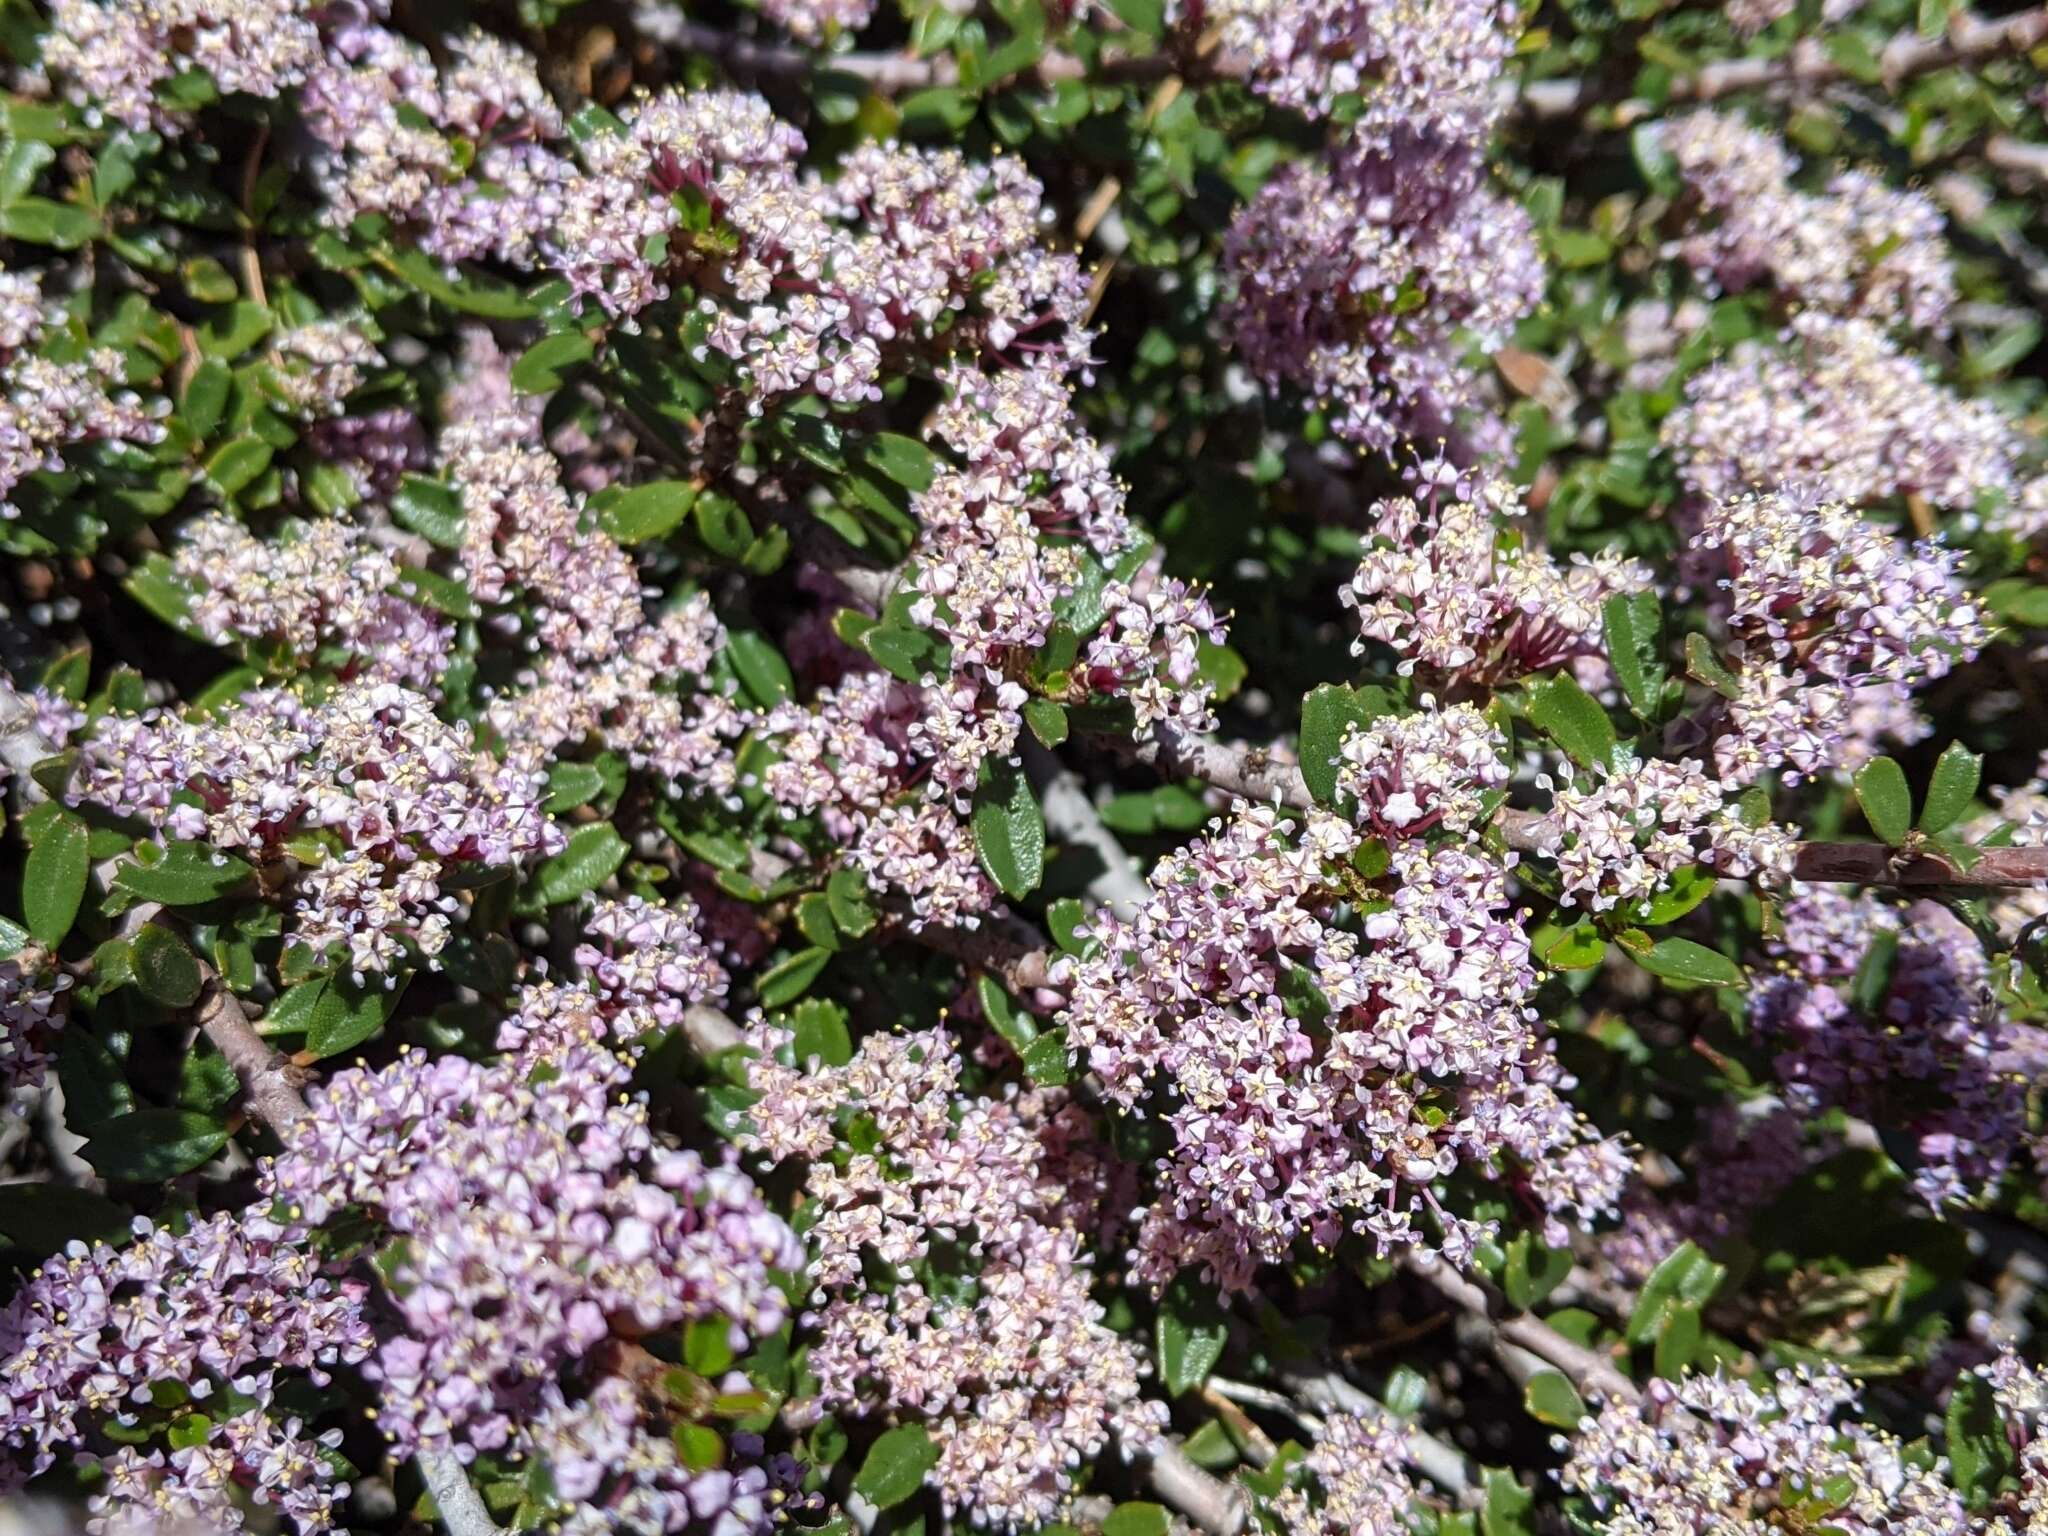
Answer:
[[68, 682, 560, 974]]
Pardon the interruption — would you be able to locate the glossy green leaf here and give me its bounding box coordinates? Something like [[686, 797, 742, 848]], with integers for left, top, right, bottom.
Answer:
[[972, 759, 1044, 900], [83, 1108, 229, 1182], [1525, 673, 1617, 770], [23, 808, 88, 946], [1918, 742, 1982, 836], [1853, 756, 1913, 847], [1634, 937, 1743, 988], [130, 924, 201, 1007], [526, 823, 628, 909], [851, 1424, 938, 1509], [113, 843, 254, 906], [598, 480, 696, 544], [1299, 683, 1398, 805]]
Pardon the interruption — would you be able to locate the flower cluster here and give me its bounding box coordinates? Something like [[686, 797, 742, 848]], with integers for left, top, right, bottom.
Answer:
[[1665, 313, 2023, 510], [0, 269, 164, 520], [1559, 1365, 1969, 1534], [270, 1042, 801, 1464], [1342, 467, 1652, 681], [1536, 749, 1797, 913], [496, 896, 730, 1069], [39, 0, 322, 130], [69, 682, 560, 973], [1224, 136, 1543, 454], [1751, 889, 2034, 1208], [1059, 803, 1627, 1288], [1185, 0, 1516, 136], [0, 946, 70, 1106], [745, 1025, 1168, 1530], [1262, 1412, 1419, 1536], [1692, 489, 1987, 785], [0, 1210, 374, 1526], [1661, 111, 1954, 333], [172, 514, 453, 689], [1333, 698, 1507, 842]]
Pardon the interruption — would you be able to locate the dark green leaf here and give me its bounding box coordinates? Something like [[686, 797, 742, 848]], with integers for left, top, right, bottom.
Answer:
[[972, 760, 1045, 900], [0, 1183, 133, 1255], [304, 975, 404, 1059], [1946, 1372, 2013, 1509], [130, 924, 201, 1007], [83, 1108, 229, 1181], [23, 808, 88, 945], [510, 330, 595, 394], [1522, 1370, 1585, 1429], [1634, 937, 1743, 988], [1299, 684, 1397, 805], [382, 246, 537, 318], [1525, 673, 1617, 770], [0, 196, 96, 247], [727, 631, 794, 707], [391, 475, 466, 549], [757, 947, 830, 1009], [1918, 742, 1982, 836], [526, 824, 627, 909], [851, 1424, 938, 1509], [114, 843, 254, 906], [1101, 1504, 1169, 1536], [789, 998, 853, 1068], [1601, 592, 1667, 723], [1157, 1275, 1229, 1394], [1853, 756, 1913, 847], [598, 480, 696, 544]]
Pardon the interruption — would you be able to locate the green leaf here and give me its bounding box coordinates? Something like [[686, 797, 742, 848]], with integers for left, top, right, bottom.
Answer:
[[304, 975, 403, 1059], [1023, 697, 1068, 748], [510, 330, 595, 394], [0, 1183, 133, 1256], [1918, 743, 1982, 836], [1853, 756, 1913, 847], [1684, 632, 1742, 699], [1626, 1241, 1725, 1345], [195, 301, 272, 359], [972, 759, 1045, 901], [1601, 592, 1667, 723], [1102, 1504, 1170, 1536], [1299, 684, 1397, 805], [789, 998, 853, 1068], [525, 823, 627, 909], [58, 1025, 132, 1128], [546, 762, 607, 813], [727, 630, 794, 707], [82, 1108, 229, 1181], [1541, 923, 1606, 971], [130, 924, 201, 1007], [0, 195, 96, 247], [1481, 1469, 1534, 1536], [852, 1424, 939, 1509], [23, 808, 89, 946], [858, 433, 940, 491], [1157, 1274, 1229, 1395], [757, 947, 830, 1009], [597, 480, 696, 544], [381, 246, 537, 318], [1634, 865, 1717, 926], [976, 974, 1037, 1052], [1946, 1372, 2013, 1509], [113, 843, 254, 906], [1020, 1031, 1070, 1085], [1652, 1301, 1702, 1380], [1522, 1370, 1586, 1429], [1502, 1232, 1574, 1311], [391, 475, 466, 549], [692, 491, 755, 560], [826, 866, 877, 939], [1525, 673, 1617, 770], [1981, 578, 2048, 630], [0, 137, 54, 204], [1634, 937, 1743, 989], [203, 436, 274, 498], [898, 86, 979, 136]]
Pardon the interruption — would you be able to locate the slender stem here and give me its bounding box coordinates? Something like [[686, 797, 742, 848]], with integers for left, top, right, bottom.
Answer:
[[186, 962, 503, 1536], [1401, 1254, 1640, 1406]]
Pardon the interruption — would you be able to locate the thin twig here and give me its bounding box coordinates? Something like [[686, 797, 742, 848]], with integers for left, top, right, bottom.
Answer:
[[237, 120, 269, 310], [185, 963, 503, 1536], [1401, 1254, 1640, 1406], [1513, 5, 2048, 121], [1023, 740, 1150, 920], [1274, 1369, 1481, 1502]]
